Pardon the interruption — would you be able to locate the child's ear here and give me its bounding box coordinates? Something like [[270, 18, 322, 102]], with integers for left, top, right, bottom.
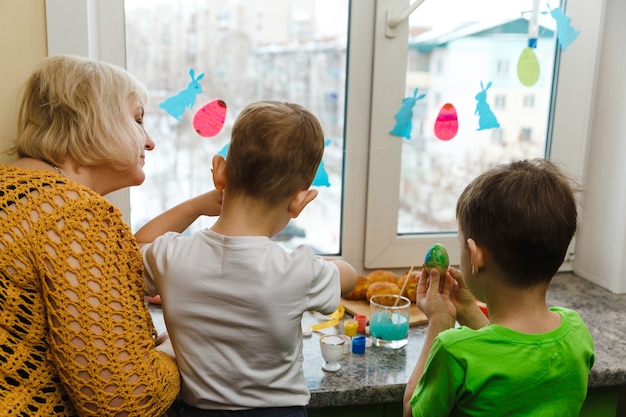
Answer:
[[288, 189, 318, 218], [467, 238, 486, 273], [211, 155, 227, 191]]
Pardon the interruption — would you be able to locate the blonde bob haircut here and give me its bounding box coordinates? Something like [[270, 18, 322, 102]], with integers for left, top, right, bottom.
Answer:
[[12, 54, 149, 171]]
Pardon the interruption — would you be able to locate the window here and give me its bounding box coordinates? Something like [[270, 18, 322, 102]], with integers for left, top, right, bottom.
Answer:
[[434, 59, 444, 74], [45, 0, 605, 272], [408, 50, 430, 72], [496, 59, 510, 77], [519, 127, 533, 142], [122, 0, 349, 255], [491, 128, 503, 143], [494, 94, 507, 110], [523, 94, 536, 108]]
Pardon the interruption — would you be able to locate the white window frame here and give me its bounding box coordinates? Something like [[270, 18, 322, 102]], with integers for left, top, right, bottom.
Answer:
[[45, 0, 606, 272], [362, 0, 604, 270]]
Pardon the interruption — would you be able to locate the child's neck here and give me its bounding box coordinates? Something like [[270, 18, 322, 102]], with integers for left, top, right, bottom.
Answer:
[[210, 195, 289, 238], [484, 282, 561, 334]]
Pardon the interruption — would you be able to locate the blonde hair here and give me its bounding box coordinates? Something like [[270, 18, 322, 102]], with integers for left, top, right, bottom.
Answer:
[[11, 54, 149, 170], [227, 101, 325, 206]]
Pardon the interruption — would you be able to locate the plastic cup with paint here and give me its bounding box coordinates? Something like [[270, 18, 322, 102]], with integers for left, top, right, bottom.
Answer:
[[344, 319, 358, 337], [354, 314, 368, 333], [351, 335, 366, 354]]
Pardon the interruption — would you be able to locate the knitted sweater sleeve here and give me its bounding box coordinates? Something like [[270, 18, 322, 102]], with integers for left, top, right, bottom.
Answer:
[[35, 186, 180, 416]]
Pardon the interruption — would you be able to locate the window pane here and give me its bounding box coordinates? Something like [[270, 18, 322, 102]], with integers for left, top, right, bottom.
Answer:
[[125, 0, 349, 254], [397, 0, 558, 234]]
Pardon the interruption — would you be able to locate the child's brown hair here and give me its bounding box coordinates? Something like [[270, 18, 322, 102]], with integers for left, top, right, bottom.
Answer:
[[456, 158, 578, 287], [226, 101, 325, 206]]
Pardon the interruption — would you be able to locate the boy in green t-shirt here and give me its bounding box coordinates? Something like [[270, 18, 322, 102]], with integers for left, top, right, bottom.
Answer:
[[403, 159, 594, 417]]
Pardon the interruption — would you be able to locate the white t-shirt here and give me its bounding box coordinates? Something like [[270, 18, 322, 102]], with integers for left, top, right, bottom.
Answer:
[[141, 229, 341, 410]]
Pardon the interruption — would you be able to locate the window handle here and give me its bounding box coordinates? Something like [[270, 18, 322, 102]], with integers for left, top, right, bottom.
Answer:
[[386, 0, 427, 38]]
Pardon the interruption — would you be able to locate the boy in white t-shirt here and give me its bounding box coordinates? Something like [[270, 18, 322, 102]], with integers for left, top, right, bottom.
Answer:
[[136, 101, 357, 417]]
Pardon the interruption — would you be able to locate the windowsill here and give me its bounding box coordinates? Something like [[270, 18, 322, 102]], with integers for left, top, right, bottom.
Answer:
[[149, 272, 626, 408]]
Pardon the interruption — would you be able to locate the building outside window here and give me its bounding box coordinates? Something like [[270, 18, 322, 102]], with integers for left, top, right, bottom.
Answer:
[[45, 0, 601, 271], [519, 127, 533, 142], [523, 94, 536, 108]]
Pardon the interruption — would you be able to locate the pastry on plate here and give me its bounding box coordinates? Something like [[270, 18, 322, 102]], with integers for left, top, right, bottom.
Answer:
[[343, 275, 370, 300], [397, 270, 419, 302], [366, 281, 400, 302], [367, 269, 399, 285]]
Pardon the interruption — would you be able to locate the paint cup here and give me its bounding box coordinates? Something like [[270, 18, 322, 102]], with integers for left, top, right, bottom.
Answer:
[[339, 335, 352, 354], [344, 319, 358, 337], [354, 314, 368, 332], [351, 335, 366, 354], [369, 294, 410, 349]]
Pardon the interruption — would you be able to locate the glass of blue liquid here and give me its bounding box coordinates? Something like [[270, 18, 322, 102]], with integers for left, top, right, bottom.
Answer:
[[369, 294, 410, 349]]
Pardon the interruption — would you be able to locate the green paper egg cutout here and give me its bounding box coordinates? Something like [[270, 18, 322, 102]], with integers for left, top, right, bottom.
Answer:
[[517, 47, 540, 87], [424, 243, 449, 276]]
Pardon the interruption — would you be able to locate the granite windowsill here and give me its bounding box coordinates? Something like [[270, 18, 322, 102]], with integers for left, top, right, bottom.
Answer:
[[150, 272, 626, 408]]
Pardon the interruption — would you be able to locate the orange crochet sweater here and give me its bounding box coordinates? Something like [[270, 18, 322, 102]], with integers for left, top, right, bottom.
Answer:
[[0, 166, 179, 416]]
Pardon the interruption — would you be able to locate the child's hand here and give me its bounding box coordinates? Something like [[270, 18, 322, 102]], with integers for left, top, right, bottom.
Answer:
[[416, 265, 457, 326], [447, 267, 476, 310], [448, 267, 489, 329]]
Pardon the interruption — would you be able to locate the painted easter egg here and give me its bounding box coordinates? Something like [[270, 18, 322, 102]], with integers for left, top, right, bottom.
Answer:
[[193, 99, 227, 137], [434, 103, 458, 141], [517, 47, 540, 87], [424, 243, 449, 277]]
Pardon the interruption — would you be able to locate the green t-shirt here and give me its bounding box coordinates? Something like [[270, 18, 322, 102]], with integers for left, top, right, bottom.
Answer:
[[409, 307, 595, 417]]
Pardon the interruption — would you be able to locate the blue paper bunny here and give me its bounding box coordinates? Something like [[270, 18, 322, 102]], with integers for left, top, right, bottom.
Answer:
[[542, 3, 580, 51], [159, 68, 205, 122], [390, 88, 426, 140], [475, 81, 500, 131]]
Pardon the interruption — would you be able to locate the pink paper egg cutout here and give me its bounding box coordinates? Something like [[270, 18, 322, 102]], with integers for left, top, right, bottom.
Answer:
[[193, 99, 227, 137], [434, 103, 458, 141]]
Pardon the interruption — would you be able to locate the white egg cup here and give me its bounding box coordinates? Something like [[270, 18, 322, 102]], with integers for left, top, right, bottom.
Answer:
[[319, 335, 345, 372]]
